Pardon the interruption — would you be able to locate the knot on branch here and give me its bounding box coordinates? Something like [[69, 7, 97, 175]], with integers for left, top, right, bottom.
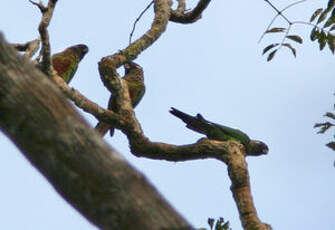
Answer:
[[170, 0, 211, 24]]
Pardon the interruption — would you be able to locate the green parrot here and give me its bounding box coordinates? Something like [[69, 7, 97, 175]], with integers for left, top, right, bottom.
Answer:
[[95, 61, 145, 136], [170, 107, 269, 155], [51, 44, 88, 83]]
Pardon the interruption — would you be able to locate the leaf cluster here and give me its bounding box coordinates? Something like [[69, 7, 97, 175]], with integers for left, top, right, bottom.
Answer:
[[207, 217, 231, 230], [314, 111, 335, 151], [309, 0, 335, 53], [262, 28, 303, 61]]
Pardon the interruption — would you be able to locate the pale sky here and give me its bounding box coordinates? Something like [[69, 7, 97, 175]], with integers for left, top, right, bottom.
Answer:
[[1, 1, 335, 229]]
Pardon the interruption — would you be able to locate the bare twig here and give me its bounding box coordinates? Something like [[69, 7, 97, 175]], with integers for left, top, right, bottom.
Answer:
[[29, 0, 47, 12], [99, 0, 171, 92], [11, 38, 41, 58], [30, 0, 58, 76], [263, 0, 292, 24], [259, 0, 306, 43], [129, 1, 155, 44], [170, 0, 211, 24]]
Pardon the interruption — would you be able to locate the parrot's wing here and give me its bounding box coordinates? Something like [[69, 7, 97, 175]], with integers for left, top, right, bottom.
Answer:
[[128, 83, 145, 108], [52, 56, 71, 74], [214, 123, 250, 145], [52, 54, 78, 83]]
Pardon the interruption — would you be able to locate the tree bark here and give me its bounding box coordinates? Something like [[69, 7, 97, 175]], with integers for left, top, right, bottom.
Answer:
[[0, 34, 193, 230]]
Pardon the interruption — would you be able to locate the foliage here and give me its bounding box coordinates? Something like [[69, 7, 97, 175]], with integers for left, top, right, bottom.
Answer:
[[309, 0, 335, 53], [207, 217, 231, 230], [261, 0, 335, 61], [314, 109, 335, 152]]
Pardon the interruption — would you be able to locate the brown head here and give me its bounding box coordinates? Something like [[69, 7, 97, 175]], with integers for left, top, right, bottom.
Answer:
[[68, 44, 89, 60], [123, 61, 144, 82]]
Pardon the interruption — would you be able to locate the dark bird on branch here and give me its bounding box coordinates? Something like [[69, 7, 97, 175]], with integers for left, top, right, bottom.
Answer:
[[51, 44, 88, 83], [170, 107, 269, 156], [95, 61, 145, 136]]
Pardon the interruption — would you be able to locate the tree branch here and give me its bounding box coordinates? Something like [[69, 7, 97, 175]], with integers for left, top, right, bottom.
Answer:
[[226, 146, 272, 230], [52, 75, 122, 128], [11, 38, 40, 58], [30, 0, 57, 75]]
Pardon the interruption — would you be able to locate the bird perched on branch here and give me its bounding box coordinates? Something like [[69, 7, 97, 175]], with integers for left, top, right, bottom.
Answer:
[[51, 44, 88, 83], [170, 107, 269, 155], [95, 61, 145, 136]]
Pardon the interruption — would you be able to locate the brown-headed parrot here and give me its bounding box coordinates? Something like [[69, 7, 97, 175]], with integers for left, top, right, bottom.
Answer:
[[170, 107, 269, 155], [51, 44, 88, 83], [95, 61, 145, 136]]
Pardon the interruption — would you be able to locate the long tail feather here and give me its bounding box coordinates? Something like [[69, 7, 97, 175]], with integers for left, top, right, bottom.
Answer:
[[170, 107, 211, 135]]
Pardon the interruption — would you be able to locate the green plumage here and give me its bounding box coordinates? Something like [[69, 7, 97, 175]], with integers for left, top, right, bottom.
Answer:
[[51, 44, 88, 83], [170, 107, 269, 155], [95, 61, 145, 136]]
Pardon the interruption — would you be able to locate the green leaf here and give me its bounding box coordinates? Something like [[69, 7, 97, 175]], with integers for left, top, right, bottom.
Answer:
[[327, 34, 335, 53], [310, 8, 323, 22], [222, 221, 230, 230], [262, 43, 279, 55], [319, 31, 327, 50], [314, 121, 334, 133], [326, 141, 335, 151], [286, 35, 303, 44], [324, 17, 335, 28], [310, 27, 320, 41], [282, 43, 297, 57], [317, 10, 329, 24], [265, 27, 286, 33], [267, 49, 277, 61]]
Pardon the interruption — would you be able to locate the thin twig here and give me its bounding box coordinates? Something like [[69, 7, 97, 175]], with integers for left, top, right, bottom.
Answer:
[[129, 1, 154, 45], [259, 0, 306, 43], [282, 0, 306, 12], [263, 0, 292, 24]]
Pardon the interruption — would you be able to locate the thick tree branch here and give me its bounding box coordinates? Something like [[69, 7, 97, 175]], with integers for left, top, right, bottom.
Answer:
[[0, 35, 194, 230], [226, 146, 272, 230], [170, 0, 212, 24], [124, 130, 272, 229]]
